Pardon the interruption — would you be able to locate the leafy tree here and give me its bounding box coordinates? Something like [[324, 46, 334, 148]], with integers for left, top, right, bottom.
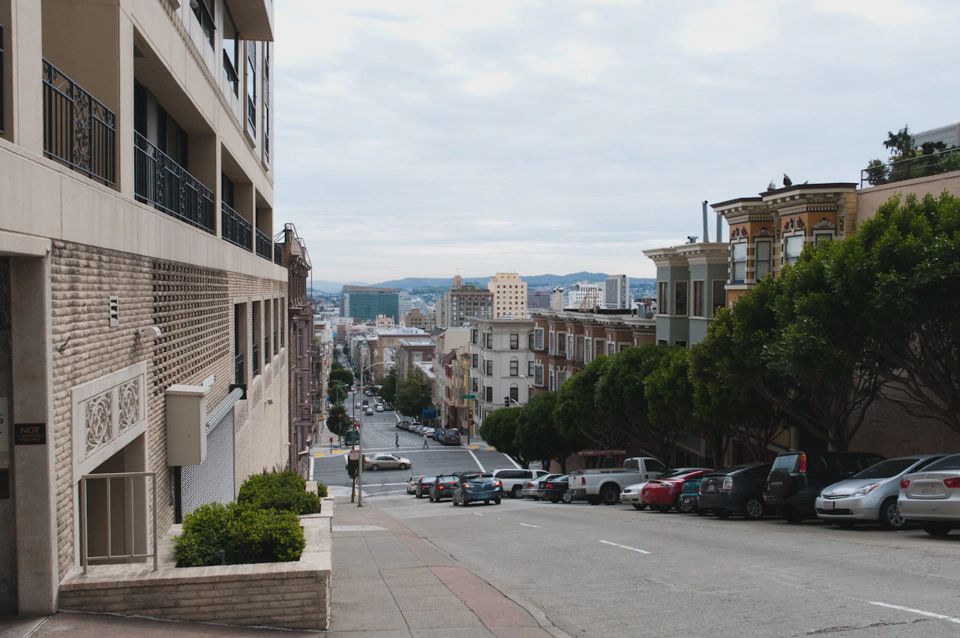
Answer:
[[396, 367, 432, 418], [329, 381, 350, 405], [378, 369, 399, 404], [849, 192, 960, 433], [554, 356, 626, 450], [326, 404, 351, 436], [883, 125, 915, 159], [330, 366, 354, 389], [644, 347, 716, 464], [331, 358, 344, 371], [514, 391, 587, 472], [479, 407, 530, 468]]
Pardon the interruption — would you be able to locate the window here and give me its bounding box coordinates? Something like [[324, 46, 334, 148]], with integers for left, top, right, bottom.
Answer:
[[711, 280, 726, 315], [528, 332, 534, 350], [528, 361, 536, 376], [548, 369, 555, 391], [484, 333, 493, 349], [732, 242, 747, 282], [280, 297, 285, 347], [510, 358, 518, 376], [234, 303, 245, 384], [263, 43, 270, 163], [471, 353, 478, 368], [814, 232, 834, 245], [264, 298, 272, 363], [548, 331, 556, 355], [596, 339, 605, 355], [485, 360, 493, 376], [607, 342, 615, 355], [246, 42, 257, 135], [510, 385, 519, 402], [675, 340, 687, 348], [192, 0, 215, 48], [674, 281, 688, 316], [557, 333, 567, 356], [557, 371, 567, 386], [472, 378, 479, 392], [584, 339, 592, 363], [756, 241, 772, 280], [222, 7, 239, 95], [692, 281, 705, 317], [510, 334, 519, 350], [252, 300, 261, 377], [472, 329, 478, 344], [784, 235, 804, 266], [567, 335, 574, 360], [657, 282, 669, 315], [485, 386, 493, 402], [534, 364, 543, 386], [534, 328, 544, 350]]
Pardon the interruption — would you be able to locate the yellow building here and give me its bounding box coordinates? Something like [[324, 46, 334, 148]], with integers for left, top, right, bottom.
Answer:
[[488, 272, 528, 319]]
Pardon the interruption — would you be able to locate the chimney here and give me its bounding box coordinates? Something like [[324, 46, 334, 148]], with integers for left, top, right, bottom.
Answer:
[[702, 200, 709, 243], [716, 208, 722, 244]]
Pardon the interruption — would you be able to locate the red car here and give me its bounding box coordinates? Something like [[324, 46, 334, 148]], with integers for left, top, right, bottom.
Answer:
[[640, 468, 713, 512]]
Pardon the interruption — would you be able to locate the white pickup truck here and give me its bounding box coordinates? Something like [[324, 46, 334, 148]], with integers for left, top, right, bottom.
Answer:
[[567, 457, 666, 505]]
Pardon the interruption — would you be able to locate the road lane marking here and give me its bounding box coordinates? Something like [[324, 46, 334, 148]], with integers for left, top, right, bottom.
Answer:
[[473, 512, 483, 516], [362, 482, 407, 487], [468, 449, 486, 472], [505, 456, 521, 469], [520, 523, 541, 528], [599, 540, 650, 555], [868, 602, 960, 624]]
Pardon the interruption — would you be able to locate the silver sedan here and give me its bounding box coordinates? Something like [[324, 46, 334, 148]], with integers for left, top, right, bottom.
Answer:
[[899, 453, 960, 536], [363, 453, 412, 471]]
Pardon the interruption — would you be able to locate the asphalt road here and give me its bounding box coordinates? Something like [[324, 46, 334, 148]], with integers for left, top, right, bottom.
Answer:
[[312, 393, 960, 636], [311, 391, 521, 498]]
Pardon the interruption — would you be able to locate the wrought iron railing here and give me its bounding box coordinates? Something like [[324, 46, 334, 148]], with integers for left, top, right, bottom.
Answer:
[[42, 60, 116, 185], [274, 242, 282, 265], [234, 351, 244, 384], [255, 229, 271, 260], [135, 132, 215, 233], [861, 146, 960, 188], [252, 342, 260, 377], [221, 202, 252, 250]]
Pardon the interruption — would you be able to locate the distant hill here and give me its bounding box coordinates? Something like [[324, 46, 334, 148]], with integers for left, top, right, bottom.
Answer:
[[372, 273, 654, 290]]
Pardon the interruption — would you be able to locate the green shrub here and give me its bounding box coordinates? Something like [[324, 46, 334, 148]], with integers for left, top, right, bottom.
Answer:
[[316, 483, 329, 498], [237, 470, 321, 515], [174, 502, 305, 567]]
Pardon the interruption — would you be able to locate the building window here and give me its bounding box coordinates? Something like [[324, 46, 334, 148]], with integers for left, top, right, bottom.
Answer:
[[510, 358, 518, 376], [756, 240, 772, 280], [222, 7, 239, 95], [534, 364, 543, 386], [528, 332, 534, 350], [675, 340, 687, 348], [657, 281, 669, 315], [585, 338, 592, 363], [595, 340, 605, 356], [472, 377, 479, 392], [510, 334, 519, 350], [674, 281, 688, 316], [234, 303, 245, 384], [263, 43, 270, 163], [557, 333, 567, 356], [711, 280, 726, 316], [549, 369, 555, 392], [472, 353, 479, 368], [557, 371, 567, 386], [485, 360, 493, 376], [484, 333, 493, 349], [472, 329, 478, 344], [692, 281, 705, 318], [732, 242, 747, 283], [814, 231, 834, 245], [548, 331, 555, 355], [658, 339, 668, 345], [264, 298, 272, 363], [534, 328, 544, 350], [252, 300, 261, 377], [528, 361, 536, 377], [567, 335, 574, 360], [485, 386, 493, 402], [784, 234, 804, 266], [280, 297, 285, 347], [246, 42, 257, 135], [509, 385, 519, 402], [607, 342, 615, 355], [192, 0, 215, 48]]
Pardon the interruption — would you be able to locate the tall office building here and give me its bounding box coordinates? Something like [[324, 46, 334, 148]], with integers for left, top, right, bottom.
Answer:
[[443, 276, 493, 327], [340, 285, 401, 323], [527, 289, 552, 310], [605, 274, 630, 310], [488, 272, 528, 318]]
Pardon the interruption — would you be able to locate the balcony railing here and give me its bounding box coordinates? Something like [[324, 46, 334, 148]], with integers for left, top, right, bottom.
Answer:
[[274, 243, 282, 265], [42, 60, 116, 185], [135, 132, 215, 234], [252, 342, 260, 377], [861, 146, 960, 188], [234, 352, 244, 385], [255, 229, 271, 260], [221, 202, 252, 251]]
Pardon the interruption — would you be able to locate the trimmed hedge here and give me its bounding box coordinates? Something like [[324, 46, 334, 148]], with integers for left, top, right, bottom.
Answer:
[[174, 502, 305, 567], [317, 483, 329, 498], [237, 470, 321, 515]]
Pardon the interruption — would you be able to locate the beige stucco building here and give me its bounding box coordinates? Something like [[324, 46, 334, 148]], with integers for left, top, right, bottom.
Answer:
[[488, 272, 527, 319], [0, 0, 290, 616]]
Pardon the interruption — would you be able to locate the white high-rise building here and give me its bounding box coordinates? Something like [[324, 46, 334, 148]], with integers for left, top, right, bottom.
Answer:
[[566, 281, 605, 309], [488, 272, 528, 318], [605, 274, 630, 310]]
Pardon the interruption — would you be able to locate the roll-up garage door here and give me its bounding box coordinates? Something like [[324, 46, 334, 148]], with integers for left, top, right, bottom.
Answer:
[[179, 387, 243, 519]]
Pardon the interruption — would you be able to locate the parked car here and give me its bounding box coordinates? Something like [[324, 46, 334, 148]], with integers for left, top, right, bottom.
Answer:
[[415, 476, 437, 498], [619, 482, 650, 510], [429, 475, 459, 502], [365, 408, 374, 416], [677, 476, 704, 514], [816, 455, 945, 530], [411, 424, 423, 435], [364, 453, 411, 471], [492, 469, 550, 499], [898, 453, 960, 536], [406, 475, 425, 495], [539, 475, 570, 503], [764, 451, 885, 523], [698, 463, 774, 520], [376, 405, 384, 412], [521, 474, 562, 500], [362, 399, 369, 406], [421, 427, 436, 438], [355, 402, 361, 409], [641, 469, 713, 512], [568, 457, 667, 505], [383, 404, 394, 411], [342, 428, 359, 445], [438, 429, 461, 446], [452, 473, 502, 506]]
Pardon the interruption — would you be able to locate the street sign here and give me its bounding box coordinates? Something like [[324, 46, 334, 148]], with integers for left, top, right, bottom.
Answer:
[[348, 450, 360, 461], [461, 394, 476, 400]]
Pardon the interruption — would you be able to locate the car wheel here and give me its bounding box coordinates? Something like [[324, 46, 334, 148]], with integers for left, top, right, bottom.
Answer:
[[632, 504, 645, 511], [742, 497, 765, 521], [656, 505, 671, 513], [922, 523, 952, 537], [561, 492, 574, 504], [370, 464, 379, 471], [416, 491, 422, 499], [715, 510, 731, 519], [494, 497, 501, 505], [452, 495, 458, 506], [587, 496, 602, 505], [879, 497, 906, 531], [484, 499, 490, 505], [550, 496, 561, 504], [834, 520, 856, 529], [676, 495, 694, 514], [398, 463, 407, 470], [781, 507, 805, 524], [600, 484, 620, 506], [696, 508, 708, 517], [429, 494, 435, 503], [463, 497, 471, 507], [511, 486, 522, 499]]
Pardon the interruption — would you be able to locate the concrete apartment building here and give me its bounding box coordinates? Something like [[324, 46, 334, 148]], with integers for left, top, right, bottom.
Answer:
[[566, 281, 605, 309], [467, 318, 535, 434], [527, 288, 552, 310], [432, 327, 470, 430], [0, 0, 291, 616], [604, 274, 629, 310], [488, 272, 527, 319], [403, 308, 435, 330], [395, 338, 436, 381], [439, 275, 493, 328], [340, 285, 400, 323]]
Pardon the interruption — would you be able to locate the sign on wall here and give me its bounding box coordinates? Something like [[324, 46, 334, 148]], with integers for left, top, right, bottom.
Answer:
[[14, 423, 46, 445]]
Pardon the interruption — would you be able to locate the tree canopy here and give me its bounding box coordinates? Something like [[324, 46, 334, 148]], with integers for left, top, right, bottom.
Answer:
[[396, 368, 432, 418]]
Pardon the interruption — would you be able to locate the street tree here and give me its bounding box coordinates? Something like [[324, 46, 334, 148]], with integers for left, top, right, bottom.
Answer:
[[479, 407, 530, 468], [396, 368, 432, 418], [326, 404, 350, 436], [378, 369, 399, 404], [330, 366, 354, 389], [554, 356, 626, 451], [329, 380, 349, 405], [514, 391, 586, 473]]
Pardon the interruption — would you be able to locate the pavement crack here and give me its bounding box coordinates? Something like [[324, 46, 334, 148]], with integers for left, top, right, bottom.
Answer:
[[806, 619, 922, 635]]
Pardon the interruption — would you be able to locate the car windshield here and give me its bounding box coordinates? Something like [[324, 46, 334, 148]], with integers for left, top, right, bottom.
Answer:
[[852, 458, 921, 479], [922, 454, 960, 472], [771, 454, 799, 473], [420, 476, 436, 484]]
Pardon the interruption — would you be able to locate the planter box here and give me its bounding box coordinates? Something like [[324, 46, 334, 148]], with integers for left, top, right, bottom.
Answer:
[[60, 496, 335, 630]]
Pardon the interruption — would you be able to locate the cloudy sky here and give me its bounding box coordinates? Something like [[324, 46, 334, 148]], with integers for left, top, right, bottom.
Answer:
[[273, 0, 960, 284]]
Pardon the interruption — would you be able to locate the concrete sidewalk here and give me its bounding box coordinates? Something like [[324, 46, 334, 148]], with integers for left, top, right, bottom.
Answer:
[[328, 497, 569, 638]]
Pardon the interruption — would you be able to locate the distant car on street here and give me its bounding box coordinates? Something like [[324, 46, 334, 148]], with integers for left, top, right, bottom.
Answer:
[[452, 473, 502, 506], [406, 475, 425, 494], [364, 453, 411, 471], [365, 408, 374, 416], [415, 476, 437, 498], [698, 463, 773, 520], [438, 429, 461, 446], [421, 427, 436, 438], [491, 469, 550, 499], [521, 474, 562, 500], [539, 475, 570, 503], [376, 405, 384, 412], [429, 475, 459, 502], [641, 469, 713, 512]]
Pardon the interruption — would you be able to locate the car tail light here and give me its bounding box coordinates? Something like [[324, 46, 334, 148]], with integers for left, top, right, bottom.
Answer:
[[545, 483, 553, 488], [944, 477, 960, 488], [438, 485, 445, 490], [463, 483, 473, 489], [721, 476, 734, 492], [798, 454, 807, 473], [900, 479, 911, 489]]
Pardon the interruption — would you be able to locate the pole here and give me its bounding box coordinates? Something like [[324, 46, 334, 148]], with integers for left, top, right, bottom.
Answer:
[[358, 355, 364, 507]]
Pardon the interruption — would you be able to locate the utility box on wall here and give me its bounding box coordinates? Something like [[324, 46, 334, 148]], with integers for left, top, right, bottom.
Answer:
[[165, 385, 209, 466]]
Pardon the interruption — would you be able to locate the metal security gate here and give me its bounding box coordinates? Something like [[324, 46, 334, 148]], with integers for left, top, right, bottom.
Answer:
[[179, 388, 243, 520]]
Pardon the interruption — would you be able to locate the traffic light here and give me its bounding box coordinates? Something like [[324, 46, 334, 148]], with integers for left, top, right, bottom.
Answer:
[[468, 410, 474, 425], [504, 396, 510, 408]]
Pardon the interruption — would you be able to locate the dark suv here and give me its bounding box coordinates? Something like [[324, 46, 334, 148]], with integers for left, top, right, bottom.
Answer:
[[764, 451, 884, 523], [438, 429, 461, 446]]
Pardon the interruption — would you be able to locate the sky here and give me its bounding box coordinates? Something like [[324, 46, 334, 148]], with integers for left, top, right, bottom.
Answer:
[[273, 0, 960, 284]]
